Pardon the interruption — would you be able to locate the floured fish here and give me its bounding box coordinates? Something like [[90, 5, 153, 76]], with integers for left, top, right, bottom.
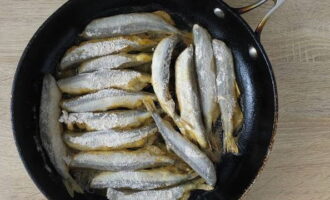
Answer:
[[57, 70, 151, 94], [63, 124, 158, 151], [151, 35, 191, 133], [175, 45, 208, 149], [67, 146, 174, 171], [61, 88, 156, 112], [78, 53, 152, 73], [212, 39, 243, 154], [60, 36, 157, 70], [39, 74, 83, 196], [144, 100, 217, 186], [106, 178, 213, 200], [151, 35, 179, 119], [193, 24, 219, 134], [59, 110, 152, 131], [81, 12, 179, 39], [90, 167, 197, 190]]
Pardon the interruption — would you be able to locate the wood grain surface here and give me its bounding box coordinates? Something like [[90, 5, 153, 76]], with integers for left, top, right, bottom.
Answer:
[[1, 0, 330, 199]]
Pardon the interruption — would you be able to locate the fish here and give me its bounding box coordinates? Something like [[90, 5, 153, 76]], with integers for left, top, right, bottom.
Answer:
[[39, 74, 83, 196], [133, 63, 152, 73], [59, 110, 152, 131], [193, 24, 219, 134], [61, 88, 156, 112], [151, 35, 191, 133], [59, 36, 157, 70], [143, 100, 217, 186], [78, 53, 152, 73], [67, 145, 175, 171], [152, 10, 176, 25], [63, 124, 158, 151], [81, 12, 180, 39], [175, 45, 208, 149], [57, 70, 151, 94], [90, 167, 197, 190], [106, 178, 213, 200], [151, 35, 179, 119], [212, 39, 243, 154]]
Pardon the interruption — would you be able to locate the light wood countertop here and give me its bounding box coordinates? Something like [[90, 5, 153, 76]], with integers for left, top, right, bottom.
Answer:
[[1, 0, 329, 199]]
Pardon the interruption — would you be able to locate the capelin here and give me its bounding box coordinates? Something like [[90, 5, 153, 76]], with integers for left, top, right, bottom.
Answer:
[[78, 53, 153, 73], [212, 39, 243, 154], [39, 74, 83, 196], [57, 70, 151, 94], [175, 45, 208, 149], [106, 178, 213, 200], [193, 24, 220, 135], [143, 100, 217, 186], [68, 146, 175, 171], [61, 88, 156, 112], [63, 124, 158, 151], [81, 12, 180, 39], [60, 36, 157, 70], [90, 167, 198, 190], [59, 110, 152, 131]]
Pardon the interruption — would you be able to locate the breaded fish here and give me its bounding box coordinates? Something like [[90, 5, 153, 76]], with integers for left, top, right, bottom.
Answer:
[[63, 124, 158, 151], [193, 24, 219, 134], [151, 35, 179, 119], [212, 39, 243, 154], [81, 12, 179, 39], [59, 110, 152, 131], [175, 45, 208, 148], [61, 88, 156, 112], [106, 178, 213, 200], [144, 101, 217, 186], [78, 53, 152, 73], [39, 74, 83, 196], [151, 35, 191, 133], [57, 70, 151, 94], [67, 146, 174, 171], [90, 167, 197, 190], [60, 36, 157, 70]]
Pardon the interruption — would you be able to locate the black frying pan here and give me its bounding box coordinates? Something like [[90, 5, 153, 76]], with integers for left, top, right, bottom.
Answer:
[[11, 0, 283, 199]]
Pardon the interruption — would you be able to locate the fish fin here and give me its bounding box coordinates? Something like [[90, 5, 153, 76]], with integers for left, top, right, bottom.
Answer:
[[223, 133, 239, 154], [152, 10, 176, 25], [63, 177, 84, 197], [205, 133, 222, 163], [233, 106, 243, 132], [196, 184, 214, 191], [143, 99, 157, 112], [181, 31, 193, 45], [235, 81, 241, 97], [180, 193, 192, 200]]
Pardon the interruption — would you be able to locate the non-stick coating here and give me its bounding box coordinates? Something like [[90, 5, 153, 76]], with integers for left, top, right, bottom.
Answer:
[[11, 0, 277, 199]]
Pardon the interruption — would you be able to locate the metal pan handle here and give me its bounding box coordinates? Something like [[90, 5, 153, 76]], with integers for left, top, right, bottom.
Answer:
[[216, 0, 285, 39]]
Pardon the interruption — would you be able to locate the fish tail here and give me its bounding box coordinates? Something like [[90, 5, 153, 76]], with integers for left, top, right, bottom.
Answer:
[[63, 177, 84, 197], [173, 117, 195, 140], [143, 99, 157, 112], [223, 133, 239, 154], [205, 133, 222, 163], [197, 184, 214, 191]]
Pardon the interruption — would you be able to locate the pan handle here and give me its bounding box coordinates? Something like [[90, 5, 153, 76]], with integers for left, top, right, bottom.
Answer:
[[220, 0, 285, 39]]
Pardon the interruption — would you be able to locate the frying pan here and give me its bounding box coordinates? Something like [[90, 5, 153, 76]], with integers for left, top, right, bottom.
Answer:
[[11, 0, 283, 199]]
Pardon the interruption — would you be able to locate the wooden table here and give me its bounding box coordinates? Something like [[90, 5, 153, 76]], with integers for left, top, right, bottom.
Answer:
[[1, 0, 330, 199]]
